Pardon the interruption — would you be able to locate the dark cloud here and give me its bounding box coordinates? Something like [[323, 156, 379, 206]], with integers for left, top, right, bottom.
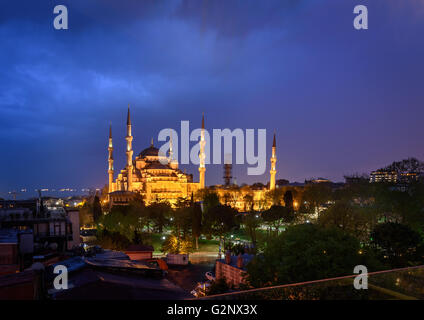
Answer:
[[174, 0, 302, 37], [0, 0, 423, 196]]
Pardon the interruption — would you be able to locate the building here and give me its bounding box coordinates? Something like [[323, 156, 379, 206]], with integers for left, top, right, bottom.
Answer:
[[108, 107, 204, 206], [215, 252, 254, 288], [0, 199, 80, 254], [369, 170, 421, 183], [305, 178, 332, 184], [0, 229, 33, 275], [107, 108, 279, 209]]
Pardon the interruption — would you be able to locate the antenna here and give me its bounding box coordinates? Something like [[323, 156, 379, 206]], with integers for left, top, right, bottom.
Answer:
[[223, 153, 232, 187]]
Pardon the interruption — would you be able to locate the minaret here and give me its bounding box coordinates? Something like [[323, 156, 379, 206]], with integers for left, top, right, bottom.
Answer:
[[199, 113, 206, 189], [126, 105, 133, 191], [169, 132, 173, 160], [269, 133, 277, 190], [108, 123, 114, 194], [169, 131, 178, 170]]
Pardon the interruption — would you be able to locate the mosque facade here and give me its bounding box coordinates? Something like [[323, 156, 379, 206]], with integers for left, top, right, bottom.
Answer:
[[107, 107, 277, 209]]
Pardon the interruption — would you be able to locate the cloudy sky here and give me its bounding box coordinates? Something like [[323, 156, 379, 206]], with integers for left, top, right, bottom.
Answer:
[[1, 0, 424, 197]]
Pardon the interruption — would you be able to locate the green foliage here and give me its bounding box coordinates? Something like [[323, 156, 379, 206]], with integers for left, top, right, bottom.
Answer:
[[301, 183, 333, 214], [201, 189, 220, 212], [98, 202, 148, 243], [161, 234, 193, 254], [204, 205, 239, 238], [318, 200, 376, 242], [93, 195, 103, 222], [246, 224, 381, 288], [261, 205, 294, 234], [243, 193, 254, 212], [283, 190, 294, 209], [147, 201, 172, 233], [96, 229, 131, 250], [192, 202, 202, 249], [242, 213, 261, 246], [379, 157, 424, 174], [170, 206, 192, 237], [265, 188, 284, 206], [371, 222, 423, 267], [79, 202, 94, 227], [225, 242, 245, 255]]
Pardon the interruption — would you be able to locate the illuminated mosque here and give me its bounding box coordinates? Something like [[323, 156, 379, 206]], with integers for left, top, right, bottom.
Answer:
[[107, 107, 278, 210]]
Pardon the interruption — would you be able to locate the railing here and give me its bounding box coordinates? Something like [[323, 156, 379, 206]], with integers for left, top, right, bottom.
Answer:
[[199, 265, 424, 300]]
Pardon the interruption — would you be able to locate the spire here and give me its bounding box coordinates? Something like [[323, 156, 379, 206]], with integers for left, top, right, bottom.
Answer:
[[127, 104, 131, 126], [169, 131, 173, 157], [108, 123, 114, 194], [151, 137, 154, 147], [269, 132, 277, 191], [125, 106, 134, 191], [199, 113, 206, 189]]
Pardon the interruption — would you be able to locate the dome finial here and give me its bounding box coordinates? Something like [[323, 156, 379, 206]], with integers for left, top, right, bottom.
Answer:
[[202, 112, 205, 129]]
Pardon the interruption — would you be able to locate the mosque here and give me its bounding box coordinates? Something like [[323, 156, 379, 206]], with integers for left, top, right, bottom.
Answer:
[[107, 107, 278, 209]]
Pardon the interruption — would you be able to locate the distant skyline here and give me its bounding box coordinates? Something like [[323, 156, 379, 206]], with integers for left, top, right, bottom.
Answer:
[[1, 0, 424, 196]]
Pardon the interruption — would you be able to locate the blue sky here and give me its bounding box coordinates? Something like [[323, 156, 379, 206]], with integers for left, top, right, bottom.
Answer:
[[1, 0, 424, 197]]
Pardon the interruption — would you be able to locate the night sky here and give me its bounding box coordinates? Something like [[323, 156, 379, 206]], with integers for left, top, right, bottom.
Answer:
[[1, 0, 424, 198]]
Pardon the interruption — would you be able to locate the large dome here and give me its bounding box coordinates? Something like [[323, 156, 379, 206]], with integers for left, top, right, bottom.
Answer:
[[138, 145, 159, 157]]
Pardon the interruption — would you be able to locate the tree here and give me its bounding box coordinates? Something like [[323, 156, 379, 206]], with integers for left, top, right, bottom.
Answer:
[[301, 183, 333, 215], [96, 229, 131, 251], [242, 213, 261, 247], [201, 189, 220, 212], [265, 188, 284, 206], [99, 207, 134, 242], [92, 195, 103, 222], [245, 224, 380, 288], [192, 202, 202, 250], [318, 200, 376, 242], [243, 193, 254, 212], [276, 179, 290, 187], [380, 157, 424, 175], [127, 199, 149, 231], [161, 234, 193, 254], [261, 205, 294, 235], [204, 204, 239, 253], [371, 222, 422, 267], [283, 190, 294, 210], [170, 206, 192, 240], [251, 182, 265, 189], [147, 201, 172, 233], [206, 205, 238, 237], [199, 190, 221, 238], [79, 202, 94, 227]]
